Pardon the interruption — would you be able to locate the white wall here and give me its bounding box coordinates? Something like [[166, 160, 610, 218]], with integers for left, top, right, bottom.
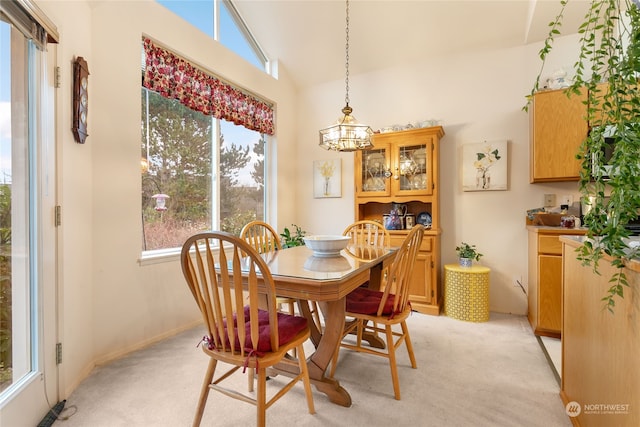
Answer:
[[38, 0, 299, 397], [296, 35, 584, 315]]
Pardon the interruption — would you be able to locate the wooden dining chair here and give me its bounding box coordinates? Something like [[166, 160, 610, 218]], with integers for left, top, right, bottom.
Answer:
[[240, 220, 297, 390], [240, 220, 282, 254], [342, 220, 391, 249], [240, 220, 323, 333], [330, 224, 424, 400], [180, 231, 315, 427], [342, 221, 391, 284], [240, 221, 295, 308]]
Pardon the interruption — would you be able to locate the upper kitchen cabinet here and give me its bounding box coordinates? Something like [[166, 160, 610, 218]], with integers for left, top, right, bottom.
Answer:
[[529, 88, 588, 182]]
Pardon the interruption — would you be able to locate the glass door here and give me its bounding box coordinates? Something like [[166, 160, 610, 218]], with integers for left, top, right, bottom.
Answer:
[[393, 139, 433, 196], [0, 18, 58, 425], [356, 145, 391, 197]]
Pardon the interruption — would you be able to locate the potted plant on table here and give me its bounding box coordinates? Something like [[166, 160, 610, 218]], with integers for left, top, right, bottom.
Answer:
[[280, 224, 307, 248], [455, 242, 483, 268]]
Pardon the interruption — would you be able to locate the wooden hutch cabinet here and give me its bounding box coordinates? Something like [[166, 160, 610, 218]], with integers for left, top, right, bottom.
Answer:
[[354, 126, 444, 315]]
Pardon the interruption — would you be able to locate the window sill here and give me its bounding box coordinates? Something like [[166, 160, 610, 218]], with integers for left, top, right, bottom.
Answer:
[[138, 247, 181, 266]]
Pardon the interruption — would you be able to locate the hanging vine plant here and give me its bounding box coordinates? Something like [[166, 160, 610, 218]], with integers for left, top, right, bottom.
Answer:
[[527, 0, 640, 312]]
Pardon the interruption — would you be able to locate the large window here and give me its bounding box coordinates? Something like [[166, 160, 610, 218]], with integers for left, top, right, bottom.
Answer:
[[141, 37, 270, 252], [142, 1, 272, 253], [141, 89, 266, 251]]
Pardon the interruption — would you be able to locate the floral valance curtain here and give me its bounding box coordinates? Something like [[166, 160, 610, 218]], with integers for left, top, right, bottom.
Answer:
[[142, 37, 274, 135]]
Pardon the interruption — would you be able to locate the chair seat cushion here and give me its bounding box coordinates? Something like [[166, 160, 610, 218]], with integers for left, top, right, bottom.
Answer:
[[346, 287, 395, 315], [223, 307, 308, 355]]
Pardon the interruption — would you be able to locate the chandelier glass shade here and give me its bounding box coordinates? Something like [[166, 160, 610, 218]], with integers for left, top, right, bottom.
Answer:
[[319, 105, 373, 151], [319, 0, 373, 152]]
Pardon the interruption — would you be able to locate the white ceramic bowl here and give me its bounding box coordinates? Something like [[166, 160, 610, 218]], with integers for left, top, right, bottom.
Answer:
[[303, 235, 350, 257]]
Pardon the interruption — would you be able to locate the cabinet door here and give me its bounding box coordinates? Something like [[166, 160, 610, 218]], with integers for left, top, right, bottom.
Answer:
[[408, 251, 433, 305], [392, 138, 434, 196], [538, 254, 562, 332], [530, 88, 587, 182], [355, 145, 391, 197]]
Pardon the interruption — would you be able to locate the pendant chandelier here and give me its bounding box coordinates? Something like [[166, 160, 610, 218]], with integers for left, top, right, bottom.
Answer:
[[319, 0, 373, 152]]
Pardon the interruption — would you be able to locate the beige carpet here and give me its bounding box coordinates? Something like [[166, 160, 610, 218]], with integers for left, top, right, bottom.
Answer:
[[52, 312, 571, 427]]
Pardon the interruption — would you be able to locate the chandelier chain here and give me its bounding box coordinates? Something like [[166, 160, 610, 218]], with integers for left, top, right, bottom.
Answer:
[[318, 0, 372, 152], [345, 0, 350, 107]]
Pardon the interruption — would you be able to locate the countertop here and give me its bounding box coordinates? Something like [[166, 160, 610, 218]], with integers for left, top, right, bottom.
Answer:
[[560, 234, 640, 273], [526, 225, 588, 235]]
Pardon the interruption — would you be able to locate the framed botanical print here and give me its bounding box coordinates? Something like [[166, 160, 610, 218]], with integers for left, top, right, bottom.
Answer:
[[462, 140, 508, 191], [313, 159, 342, 198]]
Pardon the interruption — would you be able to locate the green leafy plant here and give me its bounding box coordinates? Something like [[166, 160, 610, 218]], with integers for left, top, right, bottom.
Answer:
[[527, 0, 640, 312], [455, 242, 483, 261], [280, 224, 307, 248]]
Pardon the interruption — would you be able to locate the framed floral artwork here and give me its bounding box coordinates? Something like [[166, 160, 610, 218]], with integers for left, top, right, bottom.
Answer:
[[314, 159, 342, 198], [462, 141, 507, 191]]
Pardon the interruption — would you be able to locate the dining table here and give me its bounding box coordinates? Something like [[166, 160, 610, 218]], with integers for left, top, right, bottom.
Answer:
[[251, 243, 396, 407]]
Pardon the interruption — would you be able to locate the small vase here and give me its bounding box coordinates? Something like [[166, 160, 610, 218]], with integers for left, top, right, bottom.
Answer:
[[459, 257, 472, 268]]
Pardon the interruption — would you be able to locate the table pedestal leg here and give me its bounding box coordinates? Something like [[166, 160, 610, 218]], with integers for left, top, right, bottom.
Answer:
[[276, 298, 352, 407], [298, 299, 322, 346]]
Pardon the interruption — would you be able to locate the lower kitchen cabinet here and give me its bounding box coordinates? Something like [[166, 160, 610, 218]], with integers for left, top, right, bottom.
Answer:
[[527, 226, 585, 338]]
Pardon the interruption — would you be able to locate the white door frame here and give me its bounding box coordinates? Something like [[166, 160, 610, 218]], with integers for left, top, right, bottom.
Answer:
[[0, 37, 59, 427]]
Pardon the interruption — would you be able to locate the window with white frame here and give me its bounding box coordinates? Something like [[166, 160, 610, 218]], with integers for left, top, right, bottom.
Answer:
[[141, 38, 271, 252], [156, 0, 268, 72]]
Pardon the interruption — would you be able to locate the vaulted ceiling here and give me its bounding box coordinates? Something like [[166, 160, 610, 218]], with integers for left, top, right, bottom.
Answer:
[[233, 0, 593, 88]]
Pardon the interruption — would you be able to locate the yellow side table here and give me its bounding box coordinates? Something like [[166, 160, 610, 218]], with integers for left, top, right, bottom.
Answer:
[[444, 264, 490, 322]]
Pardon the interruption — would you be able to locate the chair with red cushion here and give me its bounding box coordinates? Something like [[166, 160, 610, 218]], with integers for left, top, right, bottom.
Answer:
[[329, 224, 424, 400], [181, 231, 315, 427], [241, 221, 323, 334]]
